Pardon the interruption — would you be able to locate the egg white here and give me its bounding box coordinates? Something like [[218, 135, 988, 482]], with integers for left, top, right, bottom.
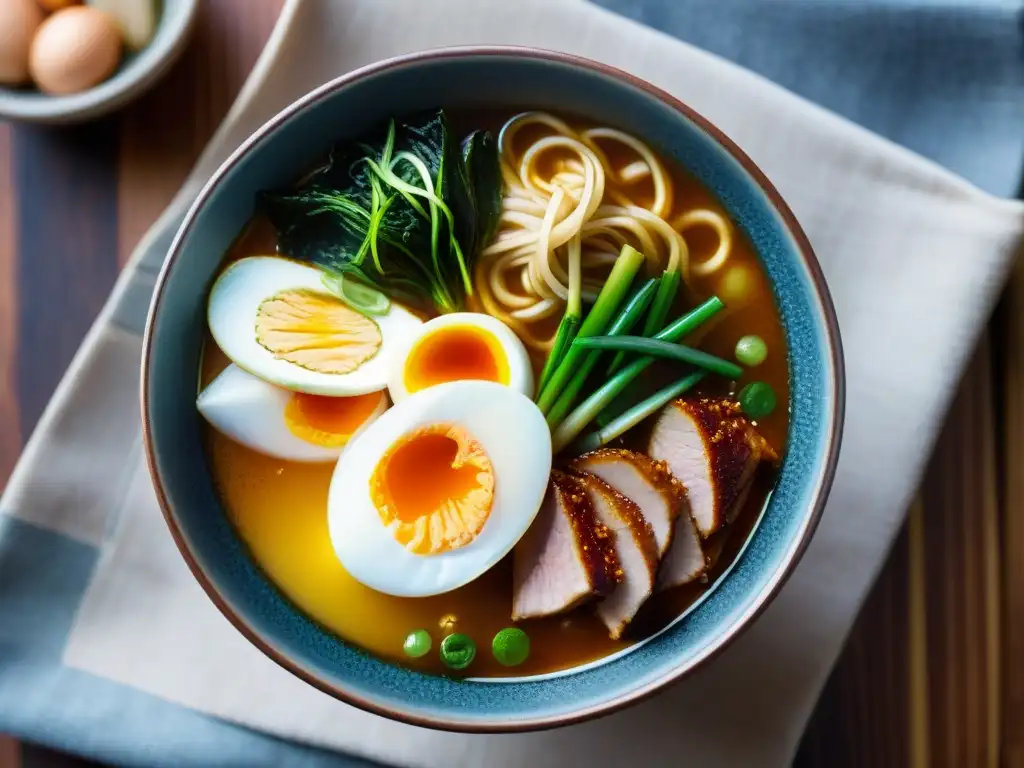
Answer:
[[197, 364, 388, 463], [328, 380, 552, 597], [208, 256, 423, 396], [387, 312, 535, 403]]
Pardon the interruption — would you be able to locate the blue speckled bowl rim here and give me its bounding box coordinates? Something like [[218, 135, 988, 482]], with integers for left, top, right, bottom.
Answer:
[[142, 46, 844, 733]]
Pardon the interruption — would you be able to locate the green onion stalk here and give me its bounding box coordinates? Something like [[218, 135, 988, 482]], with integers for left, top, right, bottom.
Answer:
[[572, 336, 743, 379], [536, 280, 582, 397], [607, 267, 681, 374], [544, 277, 659, 427], [573, 370, 707, 454], [549, 295, 724, 454], [536, 245, 647, 413]]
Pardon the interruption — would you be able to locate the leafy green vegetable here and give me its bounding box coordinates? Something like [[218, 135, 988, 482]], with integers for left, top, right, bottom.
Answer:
[[462, 130, 502, 257], [258, 109, 502, 314]]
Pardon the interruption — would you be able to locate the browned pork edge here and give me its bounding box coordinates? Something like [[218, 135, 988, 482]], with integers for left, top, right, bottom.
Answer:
[[648, 396, 778, 538], [569, 447, 685, 558], [511, 470, 620, 621], [571, 471, 660, 639], [553, 470, 621, 594]]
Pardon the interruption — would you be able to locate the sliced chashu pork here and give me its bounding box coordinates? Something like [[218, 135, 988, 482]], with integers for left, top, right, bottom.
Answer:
[[570, 471, 659, 639], [657, 513, 707, 591], [570, 448, 707, 591], [569, 448, 680, 557], [512, 471, 620, 621], [647, 397, 776, 539]]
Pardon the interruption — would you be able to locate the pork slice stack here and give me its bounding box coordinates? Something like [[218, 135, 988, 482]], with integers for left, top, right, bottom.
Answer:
[[570, 449, 680, 557], [572, 448, 706, 594], [512, 395, 777, 636], [568, 471, 659, 639], [512, 470, 620, 621], [647, 397, 776, 540]]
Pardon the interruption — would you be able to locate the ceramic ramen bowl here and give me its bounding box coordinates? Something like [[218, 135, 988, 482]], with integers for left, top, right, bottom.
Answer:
[[142, 47, 844, 732]]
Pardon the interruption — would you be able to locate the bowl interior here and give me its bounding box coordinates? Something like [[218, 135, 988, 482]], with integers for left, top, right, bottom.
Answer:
[[145, 51, 841, 730], [0, 0, 198, 123]]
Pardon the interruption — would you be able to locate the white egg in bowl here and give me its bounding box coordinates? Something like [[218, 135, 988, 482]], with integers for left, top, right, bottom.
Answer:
[[328, 380, 551, 597], [196, 364, 389, 463], [208, 256, 424, 396], [387, 312, 534, 403]]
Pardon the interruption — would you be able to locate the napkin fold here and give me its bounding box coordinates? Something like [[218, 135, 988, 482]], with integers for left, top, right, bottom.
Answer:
[[2, 0, 1023, 766]]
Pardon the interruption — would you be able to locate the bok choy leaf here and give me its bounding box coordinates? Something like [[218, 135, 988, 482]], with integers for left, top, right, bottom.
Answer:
[[258, 109, 502, 314]]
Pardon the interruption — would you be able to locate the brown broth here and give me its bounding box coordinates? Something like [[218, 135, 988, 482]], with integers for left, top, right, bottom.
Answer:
[[200, 112, 789, 678]]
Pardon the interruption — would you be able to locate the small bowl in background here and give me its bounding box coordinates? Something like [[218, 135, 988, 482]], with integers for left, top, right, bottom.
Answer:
[[0, 0, 199, 124]]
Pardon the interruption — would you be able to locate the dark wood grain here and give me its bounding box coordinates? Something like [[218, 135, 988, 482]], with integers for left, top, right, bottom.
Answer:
[[0, 0, 1016, 765], [117, 0, 285, 265], [797, 337, 1004, 768], [12, 121, 119, 433], [997, 255, 1024, 768], [795, 520, 912, 766], [0, 124, 19, 494], [920, 335, 1001, 767]]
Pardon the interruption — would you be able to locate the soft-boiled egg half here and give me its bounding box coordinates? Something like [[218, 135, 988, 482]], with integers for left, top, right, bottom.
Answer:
[[208, 256, 423, 396], [328, 380, 551, 597], [197, 364, 388, 462], [387, 312, 534, 403]]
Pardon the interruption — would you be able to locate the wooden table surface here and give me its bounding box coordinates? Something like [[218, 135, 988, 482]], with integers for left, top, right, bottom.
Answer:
[[0, 2, 1018, 766]]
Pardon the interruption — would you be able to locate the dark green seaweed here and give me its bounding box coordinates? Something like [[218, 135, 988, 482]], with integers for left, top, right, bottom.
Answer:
[[258, 109, 502, 313]]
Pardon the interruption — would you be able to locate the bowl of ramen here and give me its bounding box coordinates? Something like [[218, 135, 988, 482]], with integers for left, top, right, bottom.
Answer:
[[142, 46, 843, 731]]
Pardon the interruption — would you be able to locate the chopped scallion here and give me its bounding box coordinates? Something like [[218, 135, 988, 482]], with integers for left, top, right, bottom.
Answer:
[[321, 272, 392, 315], [735, 335, 768, 367], [403, 629, 432, 659], [738, 381, 777, 419], [492, 627, 530, 667], [440, 633, 476, 670]]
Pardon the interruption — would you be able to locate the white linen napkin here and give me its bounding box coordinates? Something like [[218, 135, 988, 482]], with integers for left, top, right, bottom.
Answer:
[[4, 0, 1023, 765]]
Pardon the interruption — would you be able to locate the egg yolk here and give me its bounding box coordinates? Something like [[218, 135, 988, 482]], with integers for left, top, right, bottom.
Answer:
[[370, 424, 495, 555], [402, 325, 509, 395], [256, 288, 382, 374], [284, 391, 383, 447]]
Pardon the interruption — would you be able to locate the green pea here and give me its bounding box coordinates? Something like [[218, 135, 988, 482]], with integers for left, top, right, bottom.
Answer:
[[440, 633, 476, 670], [739, 381, 776, 419], [492, 627, 530, 667], [735, 335, 768, 367], [403, 629, 432, 659]]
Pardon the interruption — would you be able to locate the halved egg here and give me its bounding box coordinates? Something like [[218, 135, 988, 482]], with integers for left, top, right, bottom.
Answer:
[[208, 256, 423, 396], [328, 380, 551, 597], [387, 312, 534, 403], [197, 364, 388, 462]]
